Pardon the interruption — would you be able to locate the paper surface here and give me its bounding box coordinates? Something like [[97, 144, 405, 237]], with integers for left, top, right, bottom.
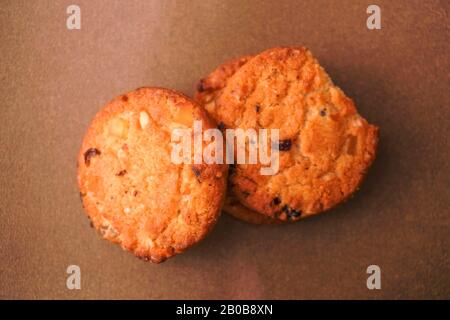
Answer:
[[0, 0, 448, 299]]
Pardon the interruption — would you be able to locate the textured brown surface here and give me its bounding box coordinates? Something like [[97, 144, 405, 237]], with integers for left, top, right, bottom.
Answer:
[[0, 0, 449, 299], [77, 88, 227, 263]]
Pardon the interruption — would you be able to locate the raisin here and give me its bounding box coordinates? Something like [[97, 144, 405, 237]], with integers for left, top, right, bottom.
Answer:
[[133, 190, 138, 197], [288, 209, 302, 219], [277, 139, 292, 151], [255, 104, 261, 112], [217, 122, 225, 131], [116, 170, 127, 176], [320, 108, 327, 117], [242, 191, 250, 197], [197, 80, 206, 92], [121, 95, 128, 102], [192, 166, 201, 177], [84, 148, 101, 166], [281, 204, 302, 219], [272, 197, 281, 205], [191, 166, 203, 183]]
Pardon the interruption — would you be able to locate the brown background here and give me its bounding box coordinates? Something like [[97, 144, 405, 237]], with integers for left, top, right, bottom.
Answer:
[[0, 0, 448, 299]]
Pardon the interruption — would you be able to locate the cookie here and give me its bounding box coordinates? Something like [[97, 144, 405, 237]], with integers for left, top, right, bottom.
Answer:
[[224, 195, 282, 225], [195, 56, 280, 224], [195, 55, 253, 124], [198, 47, 379, 222], [77, 87, 228, 262]]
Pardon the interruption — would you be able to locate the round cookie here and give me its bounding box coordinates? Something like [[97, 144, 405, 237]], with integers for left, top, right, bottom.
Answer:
[[77, 87, 228, 262], [195, 56, 280, 225], [201, 47, 379, 222]]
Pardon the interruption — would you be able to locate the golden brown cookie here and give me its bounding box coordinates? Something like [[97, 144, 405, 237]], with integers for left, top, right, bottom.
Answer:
[[198, 47, 379, 222], [195, 55, 281, 225], [224, 194, 282, 225], [77, 87, 228, 262], [195, 55, 253, 124]]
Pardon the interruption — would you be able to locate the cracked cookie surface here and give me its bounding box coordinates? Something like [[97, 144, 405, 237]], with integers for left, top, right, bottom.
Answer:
[[195, 55, 280, 225], [197, 47, 378, 222], [77, 87, 228, 262]]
